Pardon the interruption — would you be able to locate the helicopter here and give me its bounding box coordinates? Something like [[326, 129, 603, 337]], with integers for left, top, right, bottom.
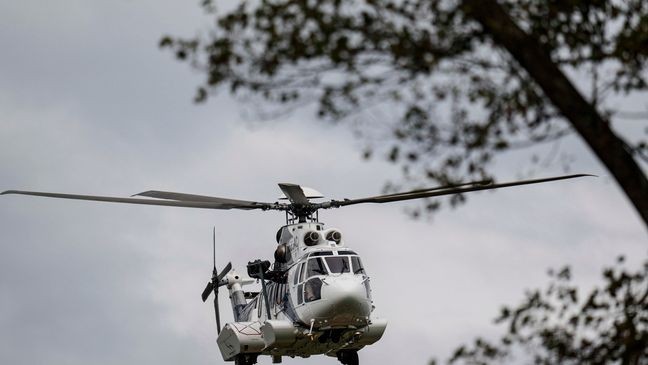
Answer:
[[1, 173, 591, 365]]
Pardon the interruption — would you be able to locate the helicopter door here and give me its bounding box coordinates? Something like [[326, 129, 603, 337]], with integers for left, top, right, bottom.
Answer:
[[294, 258, 328, 306], [303, 258, 326, 303]]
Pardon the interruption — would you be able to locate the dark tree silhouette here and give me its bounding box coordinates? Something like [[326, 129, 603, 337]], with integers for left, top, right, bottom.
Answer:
[[444, 256, 648, 365], [160, 0, 648, 223]]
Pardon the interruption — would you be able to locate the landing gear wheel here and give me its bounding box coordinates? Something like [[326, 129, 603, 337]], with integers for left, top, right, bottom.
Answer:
[[337, 350, 359, 365], [234, 354, 258, 365]]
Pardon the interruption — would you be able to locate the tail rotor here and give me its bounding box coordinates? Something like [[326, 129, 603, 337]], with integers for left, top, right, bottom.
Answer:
[[201, 227, 231, 334]]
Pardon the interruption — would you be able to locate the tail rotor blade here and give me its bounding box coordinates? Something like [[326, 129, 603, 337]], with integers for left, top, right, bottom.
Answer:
[[201, 282, 213, 302], [217, 262, 232, 282]]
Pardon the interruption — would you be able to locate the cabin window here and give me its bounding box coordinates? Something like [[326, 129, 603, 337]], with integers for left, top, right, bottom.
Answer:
[[297, 284, 303, 304], [325, 256, 350, 274], [304, 278, 323, 302], [307, 258, 327, 278], [352, 256, 365, 275]]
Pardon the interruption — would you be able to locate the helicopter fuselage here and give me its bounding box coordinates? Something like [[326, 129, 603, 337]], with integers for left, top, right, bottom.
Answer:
[[216, 221, 387, 362]]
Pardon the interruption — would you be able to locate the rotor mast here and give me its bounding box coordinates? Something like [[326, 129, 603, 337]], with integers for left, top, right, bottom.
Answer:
[[278, 183, 323, 223]]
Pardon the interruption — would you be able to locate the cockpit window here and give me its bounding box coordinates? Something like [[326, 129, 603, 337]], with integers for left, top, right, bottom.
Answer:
[[351, 256, 365, 275], [337, 250, 357, 255], [310, 251, 333, 257], [307, 258, 327, 278], [325, 256, 350, 274]]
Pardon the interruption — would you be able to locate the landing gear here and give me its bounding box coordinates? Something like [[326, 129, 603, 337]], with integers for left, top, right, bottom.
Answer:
[[336, 350, 359, 365], [234, 354, 258, 365]]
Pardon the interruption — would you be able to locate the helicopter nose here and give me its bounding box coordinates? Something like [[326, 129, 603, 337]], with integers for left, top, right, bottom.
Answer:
[[320, 277, 371, 319]]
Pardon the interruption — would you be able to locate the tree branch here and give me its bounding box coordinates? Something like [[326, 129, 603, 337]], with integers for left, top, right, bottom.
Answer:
[[461, 0, 648, 228]]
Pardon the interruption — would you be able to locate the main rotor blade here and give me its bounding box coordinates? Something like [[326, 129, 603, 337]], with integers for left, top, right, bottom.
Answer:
[[322, 174, 594, 208], [278, 183, 310, 205], [363, 179, 495, 201], [1, 190, 279, 210], [133, 190, 271, 208]]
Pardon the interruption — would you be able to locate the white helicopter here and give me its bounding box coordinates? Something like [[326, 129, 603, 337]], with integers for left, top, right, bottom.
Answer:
[[2, 174, 591, 365]]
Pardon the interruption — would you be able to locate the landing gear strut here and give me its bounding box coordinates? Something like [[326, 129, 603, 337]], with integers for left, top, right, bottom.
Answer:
[[337, 350, 359, 365]]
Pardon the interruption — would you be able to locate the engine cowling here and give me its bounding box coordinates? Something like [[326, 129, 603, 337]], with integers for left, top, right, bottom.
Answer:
[[326, 230, 342, 244], [303, 231, 320, 246]]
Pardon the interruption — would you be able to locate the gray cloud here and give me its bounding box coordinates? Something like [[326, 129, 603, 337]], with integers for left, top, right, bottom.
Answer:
[[1, 1, 646, 365]]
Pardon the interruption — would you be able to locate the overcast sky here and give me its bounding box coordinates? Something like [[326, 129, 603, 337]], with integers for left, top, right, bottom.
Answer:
[[1, 2, 646, 365]]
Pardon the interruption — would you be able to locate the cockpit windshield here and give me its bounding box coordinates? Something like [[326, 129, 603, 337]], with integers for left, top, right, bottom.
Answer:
[[307, 257, 327, 278], [304, 253, 364, 277], [325, 256, 350, 274]]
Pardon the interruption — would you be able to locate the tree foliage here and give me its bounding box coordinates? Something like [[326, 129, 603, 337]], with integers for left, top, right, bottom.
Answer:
[[447, 256, 648, 365], [160, 0, 648, 219]]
